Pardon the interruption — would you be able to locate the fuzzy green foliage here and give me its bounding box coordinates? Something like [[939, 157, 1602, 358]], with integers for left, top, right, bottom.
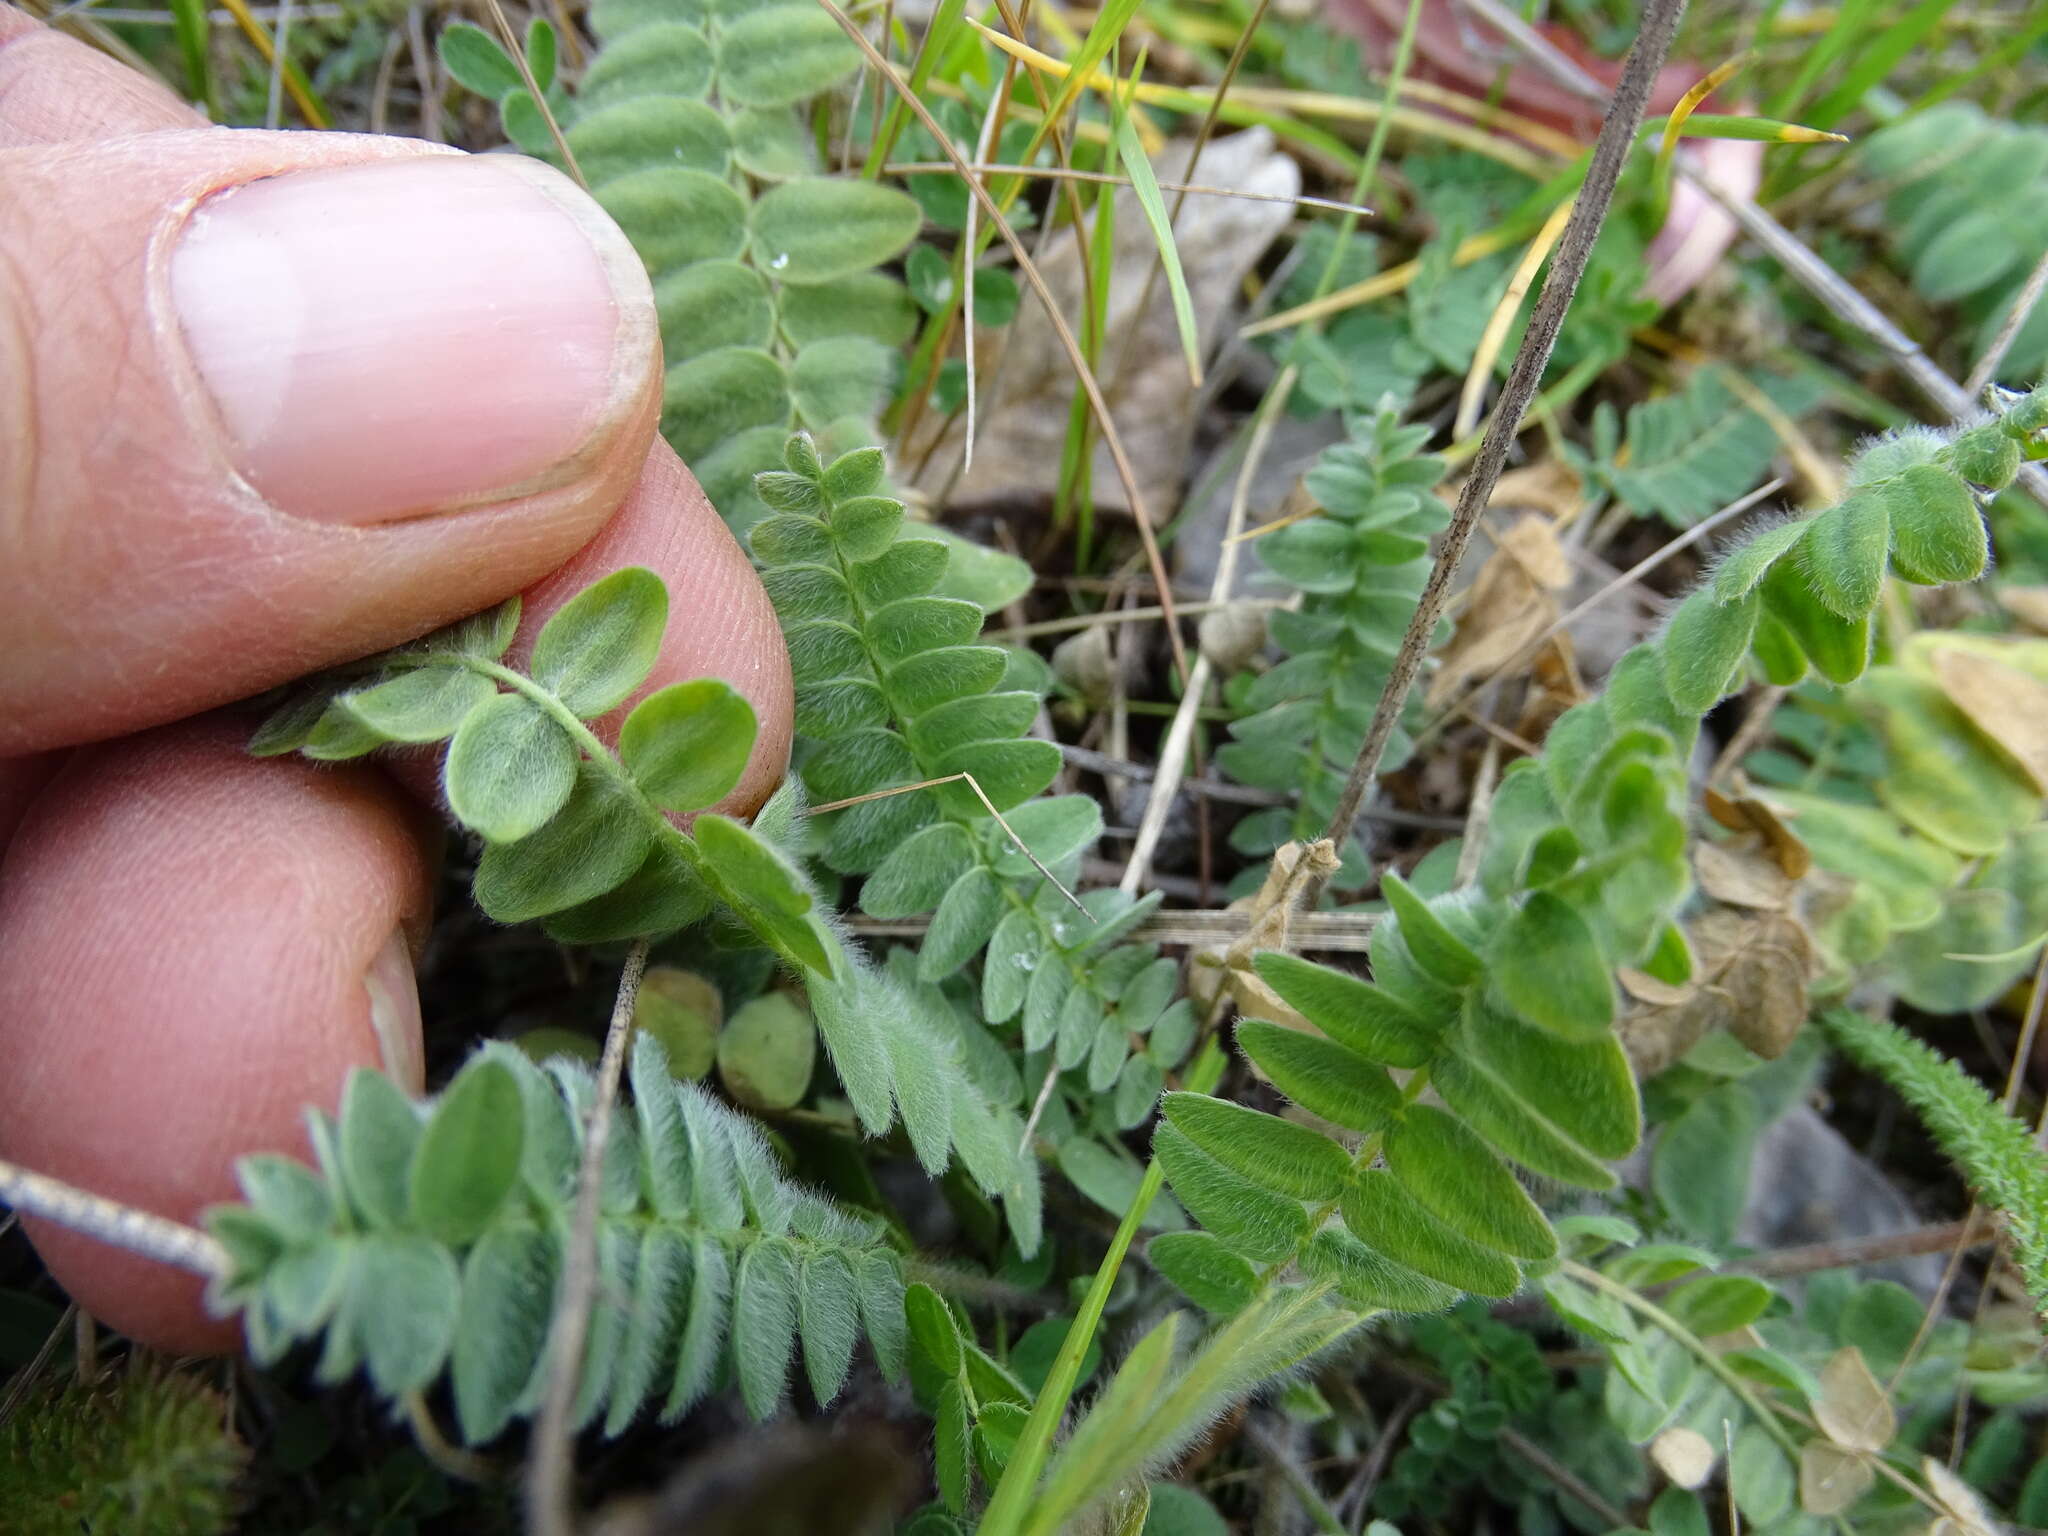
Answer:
[[204, 1034, 907, 1440], [251, 566, 1030, 1212], [438, 0, 921, 530], [1217, 401, 1450, 886], [1818, 1010, 2048, 1316], [0, 1363, 246, 1535], [750, 434, 1190, 1226], [1861, 103, 2048, 385], [1579, 365, 1827, 527], [1161, 389, 2042, 1317], [252, 569, 815, 954]]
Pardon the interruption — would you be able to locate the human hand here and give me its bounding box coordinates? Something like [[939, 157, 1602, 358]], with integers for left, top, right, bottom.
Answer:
[[0, 7, 792, 1351]]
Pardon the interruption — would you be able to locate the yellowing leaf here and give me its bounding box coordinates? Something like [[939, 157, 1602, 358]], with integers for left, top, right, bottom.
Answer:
[[1814, 1345, 1895, 1453]]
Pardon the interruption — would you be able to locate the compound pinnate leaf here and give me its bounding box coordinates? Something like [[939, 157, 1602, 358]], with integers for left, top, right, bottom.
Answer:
[[452, 1226, 558, 1444], [474, 763, 654, 923], [1299, 1227, 1460, 1315], [619, 679, 757, 814], [445, 692, 578, 844], [822, 446, 887, 503], [751, 178, 922, 285], [529, 567, 669, 718], [409, 1058, 525, 1246]]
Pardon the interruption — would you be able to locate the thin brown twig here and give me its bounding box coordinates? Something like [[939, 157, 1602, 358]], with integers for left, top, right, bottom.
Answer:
[[1308, 0, 1692, 899], [524, 936, 650, 1536], [816, 0, 1190, 685]]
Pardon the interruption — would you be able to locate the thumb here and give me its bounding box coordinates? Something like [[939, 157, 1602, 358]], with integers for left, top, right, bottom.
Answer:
[[0, 127, 662, 754]]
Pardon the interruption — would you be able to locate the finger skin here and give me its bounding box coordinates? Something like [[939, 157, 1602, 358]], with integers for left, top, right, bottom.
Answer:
[[0, 126, 662, 755], [0, 5, 204, 147], [0, 720, 437, 1351]]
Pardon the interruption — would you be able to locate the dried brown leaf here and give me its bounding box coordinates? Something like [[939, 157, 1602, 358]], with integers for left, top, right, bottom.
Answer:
[[1695, 838, 1795, 910], [1427, 515, 1572, 707], [1651, 1426, 1716, 1490], [1998, 585, 2048, 635], [1799, 1440, 1874, 1517], [1814, 1346, 1895, 1453], [1927, 642, 2048, 793]]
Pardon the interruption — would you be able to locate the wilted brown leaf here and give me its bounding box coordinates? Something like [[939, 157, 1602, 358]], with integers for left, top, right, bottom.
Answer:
[[1651, 1426, 1716, 1490], [1927, 642, 2048, 793], [1618, 901, 1818, 1074], [1799, 1440, 1874, 1517], [1814, 1345, 1895, 1453], [1695, 837, 1795, 910], [1998, 585, 2048, 635], [1428, 514, 1573, 707]]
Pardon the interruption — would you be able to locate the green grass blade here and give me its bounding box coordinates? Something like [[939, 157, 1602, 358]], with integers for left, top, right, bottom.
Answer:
[[1111, 102, 1202, 388], [169, 0, 218, 117]]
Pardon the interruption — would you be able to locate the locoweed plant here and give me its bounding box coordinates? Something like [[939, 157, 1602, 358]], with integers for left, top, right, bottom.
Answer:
[[439, 0, 922, 531], [1154, 383, 2048, 1319], [204, 1034, 906, 1439], [251, 555, 1037, 1246], [1217, 400, 1451, 888]]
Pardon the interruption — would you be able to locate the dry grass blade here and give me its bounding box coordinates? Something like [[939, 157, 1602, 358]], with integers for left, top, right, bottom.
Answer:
[[1967, 246, 2048, 396], [525, 937, 650, 1536], [0, 1157, 227, 1279], [484, 0, 585, 188], [1118, 367, 1292, 895], [886, 162, 1371, 216], [214, 0, 327, 124], [818, 0, 1190, 684], [1455, 196, 1576, 440], [809, 773, 1091, 915]]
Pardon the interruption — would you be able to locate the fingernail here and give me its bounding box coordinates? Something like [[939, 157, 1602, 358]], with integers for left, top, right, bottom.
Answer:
[[363, 927, 425, 1094], [171, 156, 655, 526]]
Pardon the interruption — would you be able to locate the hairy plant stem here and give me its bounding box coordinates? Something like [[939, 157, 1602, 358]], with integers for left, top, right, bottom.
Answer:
[[1561, 1259, 1804, 1462], [1307, 0, 1691, 903], [977, 1039, 1228, 1536], [525, 937, 650, 1536], [0, 1158, 225, 1279]]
